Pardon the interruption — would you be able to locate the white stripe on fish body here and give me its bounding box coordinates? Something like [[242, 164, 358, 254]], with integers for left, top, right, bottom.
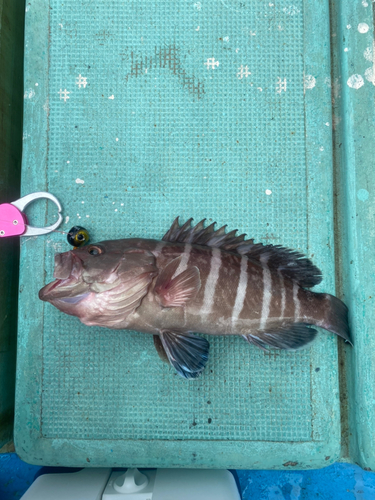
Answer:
[[278, 269, 286, 320], [293, 281, 301, 321], [231, 255, 248, 330], [200, 247, 222, 316], [153, 241, 166, 257], [259, 255, 272, 330], [172, 243, 192, 278]]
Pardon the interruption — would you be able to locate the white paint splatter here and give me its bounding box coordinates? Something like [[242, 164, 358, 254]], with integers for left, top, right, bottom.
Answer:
[[204, 58, 219, 69], [65, 216, 70, 224], [86, 215, 90, 218], [347, 24, 352, 29], [194, 1, 201, 10], [364, 46, 373, 61], [347, 74, 364, 89], [116, 138, 119, 141], [24, 89, 35, 99], [325, 122, 330, 126], [115, 209, 118, 212], [324, 76, 331, 87], [67, 160, 70, 164], [196, 26, 200, 31], [108, 95, 115, 100], [223, 36, 229, 42], [358, 22, 369, 33], [283, 5, 300, 15], [258, 87, 263, 91], [76, 74, 87, 88], [276, 77, 287, 93], [362, 0, 369, 6], [237, 65, 251, 79], [344, 47, 349, 52], [35, 83, 39, 87], [236, 48, 239, 53], [121, 203, 124, 206], [304, 74, 316, 90], [58, 89, 70, 102], [75, 178, 85, 184], [365, 67, 375, 84], [357, 188, 369, 201], [320, 146, 324, 151], [81, 201, 84, 204], [25, 4, 30, 11], [265, 189, 272, 195]]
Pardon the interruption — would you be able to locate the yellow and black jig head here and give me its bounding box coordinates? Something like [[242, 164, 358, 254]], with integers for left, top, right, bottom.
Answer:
[[67, 226, 90, 248]]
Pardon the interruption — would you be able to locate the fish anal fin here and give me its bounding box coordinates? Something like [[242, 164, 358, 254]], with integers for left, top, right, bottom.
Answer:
[[159, 330, 209, 379], [154, 258, 201, 308], [243, 323, 318, 351]]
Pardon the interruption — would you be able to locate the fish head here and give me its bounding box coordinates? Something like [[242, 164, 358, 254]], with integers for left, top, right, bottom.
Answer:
[[39, 241, 157, 326]]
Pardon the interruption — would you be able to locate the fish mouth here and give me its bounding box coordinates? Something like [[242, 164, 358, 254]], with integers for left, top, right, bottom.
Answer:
[[38, 276, 87, 302], [39, 251, 87, 302]]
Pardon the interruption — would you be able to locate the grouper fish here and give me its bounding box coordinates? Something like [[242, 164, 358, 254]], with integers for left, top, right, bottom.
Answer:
[[39, 218, 352, 378]]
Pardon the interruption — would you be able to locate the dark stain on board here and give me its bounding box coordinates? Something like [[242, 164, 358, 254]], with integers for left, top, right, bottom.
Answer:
[[125, 45, 205, 100]]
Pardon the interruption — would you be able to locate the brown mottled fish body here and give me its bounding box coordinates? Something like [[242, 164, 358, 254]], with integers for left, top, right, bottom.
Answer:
[[123, 240, 329, 337], [39, 218, 352, 378]]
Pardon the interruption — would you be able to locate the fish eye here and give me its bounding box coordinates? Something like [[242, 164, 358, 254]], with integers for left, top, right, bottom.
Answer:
[[88, 246, 102, 256]]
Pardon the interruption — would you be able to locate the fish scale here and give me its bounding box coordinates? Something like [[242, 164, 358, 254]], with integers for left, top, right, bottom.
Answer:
[[39, 219, 352, 379]]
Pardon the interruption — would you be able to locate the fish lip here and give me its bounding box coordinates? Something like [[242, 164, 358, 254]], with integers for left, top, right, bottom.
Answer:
[[39, 275, 84, 301], [39, 279, 63, 301]]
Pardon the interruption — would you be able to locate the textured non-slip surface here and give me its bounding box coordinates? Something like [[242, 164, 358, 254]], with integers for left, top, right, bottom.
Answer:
[[16, 0, 339, 468]]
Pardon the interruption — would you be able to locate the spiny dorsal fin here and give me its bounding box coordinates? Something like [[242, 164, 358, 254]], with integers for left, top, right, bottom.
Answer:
[[162, 218, 322, 288], [162, 217, 249, 251], [236, 242, 322, 288]]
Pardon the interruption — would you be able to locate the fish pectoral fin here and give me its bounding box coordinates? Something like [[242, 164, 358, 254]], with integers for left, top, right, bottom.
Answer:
[[159, 330, 209, 379], [243, 323, 318, 351], [154, 257, 201, 308]]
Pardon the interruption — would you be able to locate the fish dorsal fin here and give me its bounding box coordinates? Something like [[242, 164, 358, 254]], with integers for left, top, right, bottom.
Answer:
[[162, 217, 249, 251], [236, 242, 322, 288], [162, 218, 322, 288]]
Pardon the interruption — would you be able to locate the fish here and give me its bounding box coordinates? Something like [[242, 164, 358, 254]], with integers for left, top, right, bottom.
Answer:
[[39, 218, 352, 379]]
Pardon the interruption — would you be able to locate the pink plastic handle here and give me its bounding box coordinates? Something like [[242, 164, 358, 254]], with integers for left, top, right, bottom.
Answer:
[[0, 203, 27, 237]]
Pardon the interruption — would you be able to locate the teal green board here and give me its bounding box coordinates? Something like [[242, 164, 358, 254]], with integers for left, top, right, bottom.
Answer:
[[16, 0, 341, 468], [330, 0, 375, 471]]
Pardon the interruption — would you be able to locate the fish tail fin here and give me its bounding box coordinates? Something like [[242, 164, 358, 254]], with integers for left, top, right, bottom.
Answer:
[[319, 293, 352, 345]]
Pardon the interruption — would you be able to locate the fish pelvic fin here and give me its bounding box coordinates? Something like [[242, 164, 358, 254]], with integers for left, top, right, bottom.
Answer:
[[162, 218, 322, 288], [153, 334, 169, 363], [159, 330, 209, 379], [154, 256, 201, 307], [243, 323, 318, 351]]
